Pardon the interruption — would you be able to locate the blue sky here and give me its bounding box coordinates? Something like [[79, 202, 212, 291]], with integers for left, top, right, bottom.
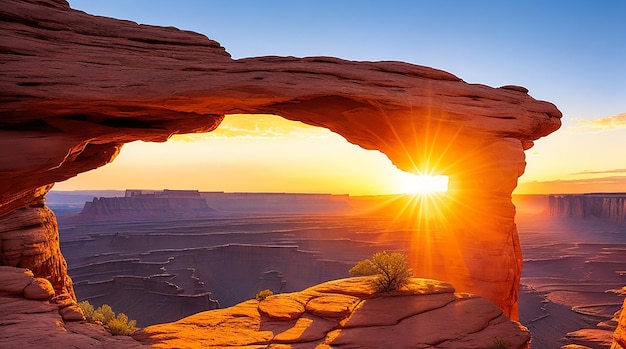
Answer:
[[65, 0, 626, 193], [69, 0, 625, 119]]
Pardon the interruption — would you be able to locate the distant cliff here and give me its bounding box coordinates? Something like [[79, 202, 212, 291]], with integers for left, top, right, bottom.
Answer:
[[549, 193, 626, 224], [80, 196, 217, 220], [75, 190, 352, 220]]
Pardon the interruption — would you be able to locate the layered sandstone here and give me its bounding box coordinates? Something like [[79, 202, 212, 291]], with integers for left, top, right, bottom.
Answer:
[[614, 299, 626, 349], [133, 277, 532, 348], [0, 204, 75, 299], [550, 194, 626, 224], [0, 270, 531, 348], [0, 266, 143, 348], [75, 190, 352, 220], [0, 0, 562, 319], [79, 197, 216, 220]]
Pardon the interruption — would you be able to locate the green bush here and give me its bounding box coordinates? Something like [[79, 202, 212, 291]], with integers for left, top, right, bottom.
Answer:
[[349, 251, 413, 292], [77, 300, 138, 335], [255, 289, 274, 301]]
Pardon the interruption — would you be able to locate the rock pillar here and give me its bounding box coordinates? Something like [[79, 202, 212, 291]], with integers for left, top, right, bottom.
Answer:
[[0, 187, 75, 301]]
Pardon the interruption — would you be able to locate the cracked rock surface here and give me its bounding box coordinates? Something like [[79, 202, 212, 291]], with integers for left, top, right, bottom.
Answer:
[[133, 277, 531, 349]]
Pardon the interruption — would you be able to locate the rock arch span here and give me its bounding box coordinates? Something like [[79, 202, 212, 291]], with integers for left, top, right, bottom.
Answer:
[[0, 0, 561, 319]]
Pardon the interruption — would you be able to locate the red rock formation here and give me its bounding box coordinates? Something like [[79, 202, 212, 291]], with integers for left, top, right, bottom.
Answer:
[[550, 194, 626, 224], [614, 300, 626, 349], [0, 0, 562, 319], [0, 266, 144, 348], [0, 202, 75, 300], [0, 270, 530, 348], [133, 277, 532, 348]]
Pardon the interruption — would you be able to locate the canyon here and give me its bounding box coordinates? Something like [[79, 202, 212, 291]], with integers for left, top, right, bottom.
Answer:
[[48, 191, 624, 348], [549, 194, 626, 225], [1, 0, 624, 347]]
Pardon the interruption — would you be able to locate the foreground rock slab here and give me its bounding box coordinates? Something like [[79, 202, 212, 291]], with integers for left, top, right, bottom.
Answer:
[[134, 277, 531, 349]]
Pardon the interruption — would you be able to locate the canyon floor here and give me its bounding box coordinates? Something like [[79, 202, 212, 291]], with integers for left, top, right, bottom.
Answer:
[[516, 214, 625, 349], [54, 193, 625, 349]]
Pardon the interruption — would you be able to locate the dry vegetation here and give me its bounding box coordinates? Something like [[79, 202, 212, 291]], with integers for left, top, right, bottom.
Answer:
[[78, 301, 138, 335]]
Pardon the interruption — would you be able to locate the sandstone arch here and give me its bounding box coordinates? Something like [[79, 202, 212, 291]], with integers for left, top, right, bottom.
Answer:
[[0, 0, 561, 319]]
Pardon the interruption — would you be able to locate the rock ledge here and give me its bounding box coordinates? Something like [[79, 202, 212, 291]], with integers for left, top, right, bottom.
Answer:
[[134, 277, 531, 349]]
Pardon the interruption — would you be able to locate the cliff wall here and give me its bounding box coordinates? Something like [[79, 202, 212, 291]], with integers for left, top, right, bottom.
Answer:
[[614, 298, 626, 348], [549, 194, 626, 224], [74, 191, 353, 220], [79, 197, 216, 220]]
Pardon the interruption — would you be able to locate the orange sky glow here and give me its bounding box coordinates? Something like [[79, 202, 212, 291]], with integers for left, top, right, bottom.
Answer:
[[55, 114, 450, 195], [54, 113, 626, 195]]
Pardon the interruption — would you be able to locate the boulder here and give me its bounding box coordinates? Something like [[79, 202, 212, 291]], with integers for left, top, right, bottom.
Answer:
[[23, 277, 55, 300], [0, 266, 144, 348], [59, 304, 86, 321], [0, 266, 34, 295]]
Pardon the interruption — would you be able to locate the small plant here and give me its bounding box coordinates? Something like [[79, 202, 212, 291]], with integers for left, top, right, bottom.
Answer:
[[255, 289, 274, 301], [482, 338, 511, 349], [78, 300, 138, 335], [91, 303, 115, 324], [349, 251, 413, 292], [107, 312, 138, 336], [77, 300, 94, 319]]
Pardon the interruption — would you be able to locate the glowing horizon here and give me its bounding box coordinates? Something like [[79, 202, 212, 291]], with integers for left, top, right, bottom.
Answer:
[[53, 113, 626, 196], [55, 114, 448, 196]]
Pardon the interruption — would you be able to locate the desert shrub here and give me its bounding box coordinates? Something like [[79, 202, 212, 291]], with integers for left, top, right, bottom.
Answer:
[[349, 251, 413, 292], [78, 300, 138, 335], [107, 312, 138, 336], [77, 300, 94, 320], [482, 338, 511, 349], [348, 258, 378, 276], [92, 303, 115, 324], [255, 289, 274, 301]]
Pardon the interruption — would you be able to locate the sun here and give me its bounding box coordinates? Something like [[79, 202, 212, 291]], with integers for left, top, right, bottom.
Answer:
[[399, 173, 448, 195]]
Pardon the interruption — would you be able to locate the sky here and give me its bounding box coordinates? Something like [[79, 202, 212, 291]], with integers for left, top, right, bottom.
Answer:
[[57, 0, 626, 195]]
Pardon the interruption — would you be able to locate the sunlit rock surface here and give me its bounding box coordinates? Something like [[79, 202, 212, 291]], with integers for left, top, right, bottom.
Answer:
[[133, 277, 531, 349], [0, 0, 562, 319], [614, 299, 626, 349], [0, 272, 531, 348]]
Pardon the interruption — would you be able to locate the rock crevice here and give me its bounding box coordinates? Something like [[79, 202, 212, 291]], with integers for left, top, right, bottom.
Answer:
[[132, 277, 531, 349]]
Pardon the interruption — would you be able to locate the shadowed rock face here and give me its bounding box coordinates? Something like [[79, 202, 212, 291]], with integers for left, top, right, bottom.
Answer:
[[0, 0, 561, 318]]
